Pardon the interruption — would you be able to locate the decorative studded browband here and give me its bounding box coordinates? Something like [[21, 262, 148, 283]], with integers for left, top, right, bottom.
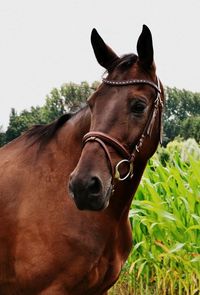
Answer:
[[102, 77, 161, 93]]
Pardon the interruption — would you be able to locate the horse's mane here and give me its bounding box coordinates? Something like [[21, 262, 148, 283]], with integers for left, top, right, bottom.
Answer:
[[117, 54, 138, 70], [106, 53, 138, 73], [24, 113, 73, 146]]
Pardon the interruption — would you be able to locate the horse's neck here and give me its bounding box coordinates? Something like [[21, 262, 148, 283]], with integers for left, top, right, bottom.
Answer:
[[57, 107, 91, 156], [71, 107, 91, 137]]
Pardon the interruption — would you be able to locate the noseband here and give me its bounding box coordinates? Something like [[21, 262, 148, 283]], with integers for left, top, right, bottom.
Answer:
[[83, 77, 163, 183]]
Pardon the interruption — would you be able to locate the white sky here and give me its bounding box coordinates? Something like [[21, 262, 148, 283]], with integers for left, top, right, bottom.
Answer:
[[0, 0, 200, 129]]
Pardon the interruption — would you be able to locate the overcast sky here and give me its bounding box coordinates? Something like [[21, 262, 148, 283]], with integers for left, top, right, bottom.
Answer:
[[0, 0, 200, 129]]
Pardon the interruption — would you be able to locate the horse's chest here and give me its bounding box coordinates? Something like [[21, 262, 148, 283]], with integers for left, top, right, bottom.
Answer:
[[64, 232, 130, 294], [13, 228, 122, 294], [13, 207, 132, 294], [85, 251, 122, 294]]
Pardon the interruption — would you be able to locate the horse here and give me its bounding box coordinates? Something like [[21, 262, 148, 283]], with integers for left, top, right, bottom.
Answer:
[[0, 25, 164, 294]]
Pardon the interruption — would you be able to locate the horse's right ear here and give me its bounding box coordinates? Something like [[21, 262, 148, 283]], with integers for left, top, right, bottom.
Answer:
[[137, 25, 154, 68], [91, 29, 119, 71]]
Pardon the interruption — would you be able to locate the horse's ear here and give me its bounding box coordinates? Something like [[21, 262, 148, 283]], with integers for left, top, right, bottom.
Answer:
[[137, 25, 154, 68], [91, 29, 119, 71]]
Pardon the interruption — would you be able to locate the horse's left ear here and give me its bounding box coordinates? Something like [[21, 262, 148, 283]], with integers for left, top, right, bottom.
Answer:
[[91, 28, 119, 71], [137, 25, 154, 68]]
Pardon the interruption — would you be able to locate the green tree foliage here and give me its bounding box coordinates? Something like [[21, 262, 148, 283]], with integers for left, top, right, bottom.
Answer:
[[5, 107, 44, 143], [41, 88, 66, 123], [0, 126, 6, 147], [2, 82, 93, 145], [181, 116, 200, 143], [60, 81, 93, 112], [163, 87, 200, 144]]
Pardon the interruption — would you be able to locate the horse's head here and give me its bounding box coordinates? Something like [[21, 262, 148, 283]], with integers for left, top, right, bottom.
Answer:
[[69, 25, 164, 211]]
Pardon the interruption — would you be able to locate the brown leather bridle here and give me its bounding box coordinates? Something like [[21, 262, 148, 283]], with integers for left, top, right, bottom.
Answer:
[[83, 77, 163, 183]]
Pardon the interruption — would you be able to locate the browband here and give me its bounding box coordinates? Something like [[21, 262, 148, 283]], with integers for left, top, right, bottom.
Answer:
[[102, 77, 161, 93]]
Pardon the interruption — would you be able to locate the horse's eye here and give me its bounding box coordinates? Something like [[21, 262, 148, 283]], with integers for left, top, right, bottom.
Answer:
[[130, 100, 146, 114]]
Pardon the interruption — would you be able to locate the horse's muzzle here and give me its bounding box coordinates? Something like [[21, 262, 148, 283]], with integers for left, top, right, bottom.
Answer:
[[68, 173, 111, 211]]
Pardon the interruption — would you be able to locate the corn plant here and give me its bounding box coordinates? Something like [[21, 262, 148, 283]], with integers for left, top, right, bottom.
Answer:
[[110, 149, 200, 295]]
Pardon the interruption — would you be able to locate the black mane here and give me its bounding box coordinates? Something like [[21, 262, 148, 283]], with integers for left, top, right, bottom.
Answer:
[[25, 113, 73, 146], [106, 53, 138, 73], [117, 54, 138, 70]]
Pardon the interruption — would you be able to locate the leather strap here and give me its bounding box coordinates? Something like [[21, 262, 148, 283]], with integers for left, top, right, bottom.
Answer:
[[83, 134, 115, 176]]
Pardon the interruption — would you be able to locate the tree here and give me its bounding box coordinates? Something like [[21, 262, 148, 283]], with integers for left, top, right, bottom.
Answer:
[[3, 82, 95, 144], [163, 87, 200, 144], [60, 81, 92, 112], [5, 107, 44, 143], [0, 126, 6, 147], [181, 116, 200, 143], [41, 88, 65, 123]]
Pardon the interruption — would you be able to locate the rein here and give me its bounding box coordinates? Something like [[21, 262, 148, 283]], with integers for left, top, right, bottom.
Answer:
[[83, 77, 163, 183]]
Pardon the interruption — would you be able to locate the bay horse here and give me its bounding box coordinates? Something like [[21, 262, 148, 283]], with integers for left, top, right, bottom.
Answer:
[[0, 25, 164, 294]]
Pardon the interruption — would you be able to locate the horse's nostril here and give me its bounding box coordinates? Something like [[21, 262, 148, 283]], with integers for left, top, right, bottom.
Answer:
[[87, 177, 102, 195]]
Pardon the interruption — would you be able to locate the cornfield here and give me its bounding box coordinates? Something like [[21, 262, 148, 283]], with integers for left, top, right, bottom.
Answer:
[[110, 148, 200, 295]]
